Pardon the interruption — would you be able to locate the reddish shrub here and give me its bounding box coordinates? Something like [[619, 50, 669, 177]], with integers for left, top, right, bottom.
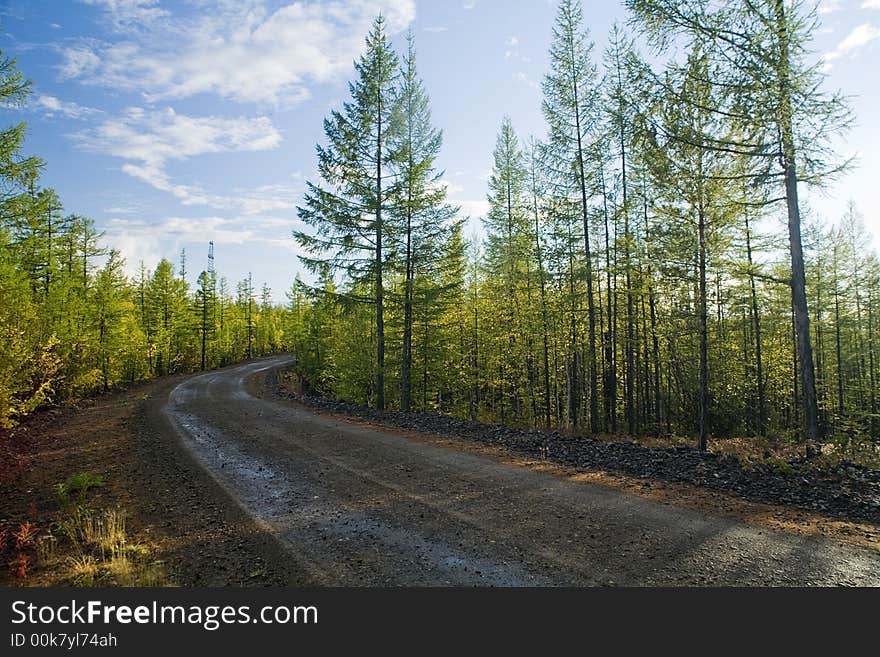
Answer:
[[14, 553, 30, 579], [13, 521, 39, 549]]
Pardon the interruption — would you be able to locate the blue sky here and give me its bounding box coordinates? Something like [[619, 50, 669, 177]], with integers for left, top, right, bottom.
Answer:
[[1, 0, 879, 299]]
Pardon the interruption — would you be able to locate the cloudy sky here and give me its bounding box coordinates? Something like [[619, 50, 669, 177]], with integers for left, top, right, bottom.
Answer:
[[1, 0, 879, 298]]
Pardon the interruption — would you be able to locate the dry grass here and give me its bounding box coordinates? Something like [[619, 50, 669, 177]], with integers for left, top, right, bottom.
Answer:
[[66, 554, 98, 586], [2, 505, 169, 587], [47, 507, 167, 586]]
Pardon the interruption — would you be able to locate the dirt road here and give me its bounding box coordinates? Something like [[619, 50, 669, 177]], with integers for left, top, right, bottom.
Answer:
[[162, 356, 880, 586]]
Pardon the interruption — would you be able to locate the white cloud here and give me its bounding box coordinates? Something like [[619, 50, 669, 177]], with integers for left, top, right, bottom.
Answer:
[[108, 215, 256, 246], [513, 71, 539, 90], [103, 213, 300, 276], [79, 0, 168, 26], [104, 230, 163, 274], [103, 204, 141, 215], [463, 1, 477, 9], [504, 35, 531, 63], [837, 22, 880, 50], [66, 0, 417, 108], [818, 0, 842, 14], [110, 166, 302, 216], [74, 106, 281, 165], [423, 26, 448, 33], [58, 47, 101, 79], [34, 95, 100, 119], [862, 0, 880, 9], [439, 181, 465, 196], [454, 199, 490, 219], [825, 22, 880, 63], [102, 215, 243, 276], [72, 107, 288, 211]]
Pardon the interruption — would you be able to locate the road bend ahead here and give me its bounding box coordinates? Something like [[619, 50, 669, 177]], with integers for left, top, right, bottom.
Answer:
[[162, 356, 879, 586]]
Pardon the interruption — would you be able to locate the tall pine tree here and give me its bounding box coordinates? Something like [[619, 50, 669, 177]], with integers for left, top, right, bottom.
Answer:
[[295, 16, 400, 411]]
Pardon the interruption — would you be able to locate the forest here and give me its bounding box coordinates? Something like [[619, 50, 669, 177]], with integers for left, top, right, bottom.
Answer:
[[1, 0, 876, 461], [290, 0, 873, 458], [0, 47, 288, 428]]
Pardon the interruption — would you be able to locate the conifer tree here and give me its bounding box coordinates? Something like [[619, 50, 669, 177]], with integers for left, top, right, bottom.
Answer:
[[627, 0, 853, 450], [542, 0, 601, 433], [391, 33, 458, 411], [295, 16, 400, 411], [483, 117, 532, 424]]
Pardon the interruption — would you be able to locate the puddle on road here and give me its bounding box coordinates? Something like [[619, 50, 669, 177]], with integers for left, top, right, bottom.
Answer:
[[166, 380, 295, 519]]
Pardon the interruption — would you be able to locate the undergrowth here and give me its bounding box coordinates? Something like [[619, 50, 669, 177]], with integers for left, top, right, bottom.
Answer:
[[1, 472, 167, 586]]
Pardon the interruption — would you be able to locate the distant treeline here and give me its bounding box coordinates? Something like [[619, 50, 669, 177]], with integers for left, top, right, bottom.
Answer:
[[0, 51, 290, 428]]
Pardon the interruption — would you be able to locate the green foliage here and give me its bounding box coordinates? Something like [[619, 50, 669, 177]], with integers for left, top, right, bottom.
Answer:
[[292, 4, 875, 460], [0, 46, 292, 426], [1, 4, 874, 465], [56, 472, 105, 509]]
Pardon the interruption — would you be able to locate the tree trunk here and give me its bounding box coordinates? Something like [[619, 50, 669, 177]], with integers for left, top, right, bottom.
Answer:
[[401, 209, 414, 411], [422, 315, 429, 409], [566, 219, 580, 428], [815, 261, 826, 423], [573, 94, 599, 435], [698, 201, 709, 452], [532, 186, 552, 428], [869, 283, 878, 436], [600, 166, 616, 434], [835, 264, 844, 420], [247, 273, 253, 361], [854, 283, 866, 410], [201, 288, 207, 371], [745, 213, 766, 436], [648, 282, 661, 435], [471, 301, 479, 421], [775, 0, 820, 448], [375, 87, 386, 412]]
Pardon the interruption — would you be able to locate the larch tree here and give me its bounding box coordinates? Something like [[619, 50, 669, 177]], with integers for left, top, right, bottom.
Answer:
[[645, 49, 736, 450], [391, 32, 458, 412], [604, 22, 640, 436], [483, 117, 532, 425], [0, 47, 59, 425], [196, 268, 216, 371], [92, 249, 130, 391], [626, 0, 853, 451], [526, 137, 553, 428], [295, 15, 400, 411], [542, 0, 601, 433]]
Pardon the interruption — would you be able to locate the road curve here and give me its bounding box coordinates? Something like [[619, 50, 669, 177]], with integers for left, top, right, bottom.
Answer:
[[162, 356, 880, 586]]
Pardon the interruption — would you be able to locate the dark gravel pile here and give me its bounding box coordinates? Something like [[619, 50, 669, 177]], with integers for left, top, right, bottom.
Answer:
[[275, 384, 880, 523]]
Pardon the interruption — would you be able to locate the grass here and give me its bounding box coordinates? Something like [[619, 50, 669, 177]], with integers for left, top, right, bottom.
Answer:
[[2, 472, 168, 586], [66, 554, 98, 586], [47, 506, 167, 586]]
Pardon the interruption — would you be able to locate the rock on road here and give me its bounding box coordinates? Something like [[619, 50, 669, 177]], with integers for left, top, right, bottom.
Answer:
[[162, 356, 880, 586]]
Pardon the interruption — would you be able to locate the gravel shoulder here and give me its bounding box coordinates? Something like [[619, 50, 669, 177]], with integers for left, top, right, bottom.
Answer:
[[276, 386, 879, 552], [276, 379, 880, 524], [0, 366, 311, 586]]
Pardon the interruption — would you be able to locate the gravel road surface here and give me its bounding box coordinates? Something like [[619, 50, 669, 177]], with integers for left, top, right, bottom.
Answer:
[[162, 356, 880, 586]]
